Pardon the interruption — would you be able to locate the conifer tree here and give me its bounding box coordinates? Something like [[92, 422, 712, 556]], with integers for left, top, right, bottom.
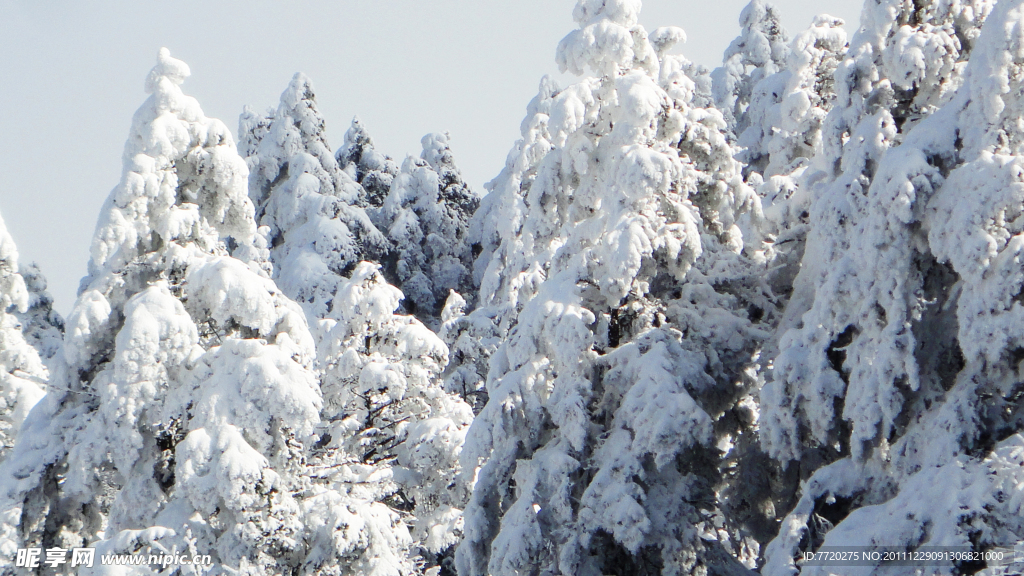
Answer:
[[456, 2, 776, 574], [436, 290, 494, 411], [775, 0, 992, 338], [378, 133, 479, 324], [239, 74, 388, 321], [0, 49, 323, 575], [239, 74, 477, 574], [0, 212, 50, 462], [454, 73, 565, 400], [452, 43, 719, 409], [738, 15, 847, 179], [755, 1, 1024, 573], [337, 118, 400, 210], [12, 262, 64, 366], [711, 0, 790, 137], [762, 0, 994, 465], [305, 262, 473, 575], [733, 15, 848, 307]]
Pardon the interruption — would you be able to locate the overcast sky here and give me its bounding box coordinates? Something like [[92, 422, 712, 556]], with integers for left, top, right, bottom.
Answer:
[[0, 0, 861, 315]]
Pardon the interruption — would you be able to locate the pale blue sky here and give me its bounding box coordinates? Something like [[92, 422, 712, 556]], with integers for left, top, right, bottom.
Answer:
[[0, 0, 861, 315]]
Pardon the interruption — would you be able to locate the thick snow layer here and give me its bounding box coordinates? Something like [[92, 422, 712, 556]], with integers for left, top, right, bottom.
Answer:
[[0, 49, 324, 575], [457, 2, 771, 574], [6, 1, 1024, 574], [0, 214, 48, 463], [762, 0, 994, 463], [377, 131, 478, 324], [711, 0, 791, 136], [337, 117, 401, 209], [740, 14, 847, 178], [0, 214, 28, 315], [311, 261, 473, 568], [240, 74, 388, 323], [760, 1, 1024, 573]]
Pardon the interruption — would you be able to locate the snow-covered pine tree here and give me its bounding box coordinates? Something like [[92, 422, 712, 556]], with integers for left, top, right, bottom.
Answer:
[[305, 261, 473, 575], [239, 74, 477, 573], [456, 1, 777, 574], [711, 0, 790, 138], [0, 211, 50, 461], [453, 30, 718, 412], [732, 15, 849, 310], [0, 49, 324, 575], [738, 14, 847, 179], [239, 73, 388, 320], [754, 1, 1024, 574], [337, 117, 401, 210], [12, 262, 65, 366], [377, 133, 479, 324], [771, 0, 992, 339], [761, 0, 994, 467], [445, 73, 567, 408], [434, 289, 493, 413]]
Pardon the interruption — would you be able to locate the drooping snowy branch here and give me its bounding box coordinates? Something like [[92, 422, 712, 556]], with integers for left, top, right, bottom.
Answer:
[[736, 14, 848, 320], [456, 2, 775, 574], [762, 0, 993, 464]]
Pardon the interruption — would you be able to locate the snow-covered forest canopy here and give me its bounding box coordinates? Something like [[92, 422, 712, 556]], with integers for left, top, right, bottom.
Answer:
[[2, 0, 1024, 575]]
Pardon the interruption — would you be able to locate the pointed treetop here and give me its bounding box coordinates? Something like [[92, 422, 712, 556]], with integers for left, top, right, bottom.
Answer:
[[0, 52, 321, 574], [89, 46, 259, 290], [279, 71, 315, 111], [239, 75, 389, 320], [237, 104, 274, 159], [383, 129, 478, 321], [729, 0, 788, 67], [557, 0, 653, 76], [274, 72, 338, 172], [420, 132, 453, 171], [251, 71, 358, 207], [710, 0, 790, 134], [340, 116, 374, 163], [456, 1, 766, 573], [144, 47, 190, 93], [338, 116, 399, 208], [572, 0, 641, 27], [648, 26, 686, 56]]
